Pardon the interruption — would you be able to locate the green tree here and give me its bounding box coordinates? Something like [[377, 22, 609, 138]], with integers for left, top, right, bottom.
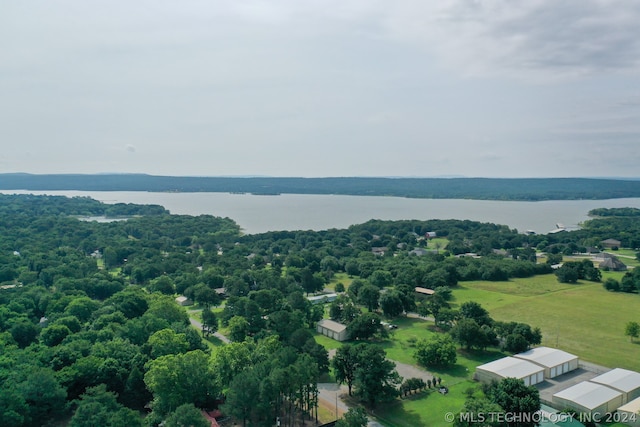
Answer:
[[332, 344, 360, 396], [353, 344, 401, 407], [625, 321, 640, 342], [336, 407, 368, 427], [454, 397, 504, 427], [41, 324, 72, 347], [379, 290, 404, 318], [413, 334, 457, 367], [486, 378, 540, 427], [228, 316, 249, 342], [20, 368, 67, 423], [201, 308, 218, 337], [70, 384, 143, 427], [221, 369, 260, 427], [147, 328, 189, 358], [459, 301, 493, 326], [357, 285, 380, 312], [144, 350, 218, 415], [9, 318, 39, 348], [164, 403, 209, 427], [347, 312, 387, 341]]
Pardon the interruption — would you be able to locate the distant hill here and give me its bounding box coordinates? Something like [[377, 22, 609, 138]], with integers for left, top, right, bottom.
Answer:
[[2, 173, 640, 201]]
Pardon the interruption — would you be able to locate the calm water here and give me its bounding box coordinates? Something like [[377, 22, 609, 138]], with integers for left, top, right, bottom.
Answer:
[[5, 190, 640, 235]]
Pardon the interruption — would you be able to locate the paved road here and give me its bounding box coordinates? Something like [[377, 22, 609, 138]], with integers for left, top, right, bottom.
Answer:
[[189, 316, 231, 344]]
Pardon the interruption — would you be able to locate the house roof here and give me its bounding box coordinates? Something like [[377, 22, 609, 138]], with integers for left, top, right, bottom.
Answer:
[[317, 319, 347, 333], [601, 238, 621, 244], [477, 356, 545, 379], [599, 257, 627, 270], [590, 368, 640, 393], [514, 346, 578, 368], [554, 381, 622, 410], [415, 287, 435, 295]]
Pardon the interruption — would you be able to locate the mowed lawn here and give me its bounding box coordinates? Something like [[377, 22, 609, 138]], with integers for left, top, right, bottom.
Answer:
[[451, 273, 640, 371]]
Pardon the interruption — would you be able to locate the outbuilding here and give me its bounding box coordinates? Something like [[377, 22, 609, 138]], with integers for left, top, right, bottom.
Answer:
[[316, 319, 348, 342], [475, 356, 545, 386], [513, 347, 579, 379], [553, 381, 623, 415], [307, 293, 338, 305], [589, 368, 640, 404], [175, 296, 193, 306], [616, 396, 640, 427], [415, 287, 435, 296]]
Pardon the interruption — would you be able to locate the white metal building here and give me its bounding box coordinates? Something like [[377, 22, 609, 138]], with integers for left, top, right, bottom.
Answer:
[[553, 381, 623, 415], [513, 346, 579, 379], [475, 356, 545, 386], [590, 368, 640, 404], [616, 396, 640, 427], [307, 293, 338, 305], [316, 319, 348, 342]]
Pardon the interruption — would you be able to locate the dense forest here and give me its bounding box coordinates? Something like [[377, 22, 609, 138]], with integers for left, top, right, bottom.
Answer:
[[3, 174, 640, 200], [1, 195, 639, 426]]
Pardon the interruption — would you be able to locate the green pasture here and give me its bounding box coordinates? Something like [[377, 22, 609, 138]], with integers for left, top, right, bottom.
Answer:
[[451, 275, 640, 371], [326, 272, 355, 290], [371, 380, 479, 427]]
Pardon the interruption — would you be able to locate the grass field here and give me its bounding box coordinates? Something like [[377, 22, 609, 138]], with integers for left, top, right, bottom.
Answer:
[[450, 274, 640, 371], [314, 270, 640, 426]]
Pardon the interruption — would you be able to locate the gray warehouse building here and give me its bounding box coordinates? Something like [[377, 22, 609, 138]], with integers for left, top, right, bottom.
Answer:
[[553, 381, 623, 415], [590, 368, 640, 404], [475, 356, 545, 386], [514, 346, 579, 379]]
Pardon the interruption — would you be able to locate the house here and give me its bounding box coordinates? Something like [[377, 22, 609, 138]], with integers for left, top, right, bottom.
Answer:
[[175, 296, 193, 306], [601, 238, 622, 249], [410, 248, 429, 256], [317, 319, 348, 342], [599, 256, 627, 271], [371, 247, 388, 256], [513, 346, 579, 379], [589, 368, 640, 404], [553, 381, 623, 415], [475, 357, 545, 386]]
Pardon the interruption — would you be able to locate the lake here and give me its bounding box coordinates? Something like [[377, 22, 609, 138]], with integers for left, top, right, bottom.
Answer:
[[5, 190, 640, 235]]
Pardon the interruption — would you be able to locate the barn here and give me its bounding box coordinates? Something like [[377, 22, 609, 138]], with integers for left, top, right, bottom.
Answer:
[[589, 368, 640, 404], [553, 381, 623, 415], [316, 319, 348, 342], [513, 347, 579, 379], [475, 356, 545, 386]]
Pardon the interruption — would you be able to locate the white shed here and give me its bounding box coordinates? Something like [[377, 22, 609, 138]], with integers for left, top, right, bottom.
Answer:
[[317, 319, 348, 342], [514, 347, 579, 379], [553, 381, 623, 415], [175, 296, 193, 306], [475, 356, 545, 386], [590, 368, 640, 404], [307, 293, 338, 305], [616, 396, 640, 427]]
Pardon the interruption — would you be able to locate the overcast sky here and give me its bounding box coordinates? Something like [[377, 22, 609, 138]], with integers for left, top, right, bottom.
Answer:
[[1, 1, 639, 178]]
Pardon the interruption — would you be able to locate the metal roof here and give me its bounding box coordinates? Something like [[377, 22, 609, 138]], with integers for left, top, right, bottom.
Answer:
[[477, 356, 545, 379], [590, 368, 640, 393], [514, 346, 578, 368], [554, 381, 622, 411], [617, 395, 640, 414], [317, 319, 347, 333]]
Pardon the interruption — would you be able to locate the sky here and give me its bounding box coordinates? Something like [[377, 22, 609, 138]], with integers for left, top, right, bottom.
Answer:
[[1, 1, 639, 178]]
